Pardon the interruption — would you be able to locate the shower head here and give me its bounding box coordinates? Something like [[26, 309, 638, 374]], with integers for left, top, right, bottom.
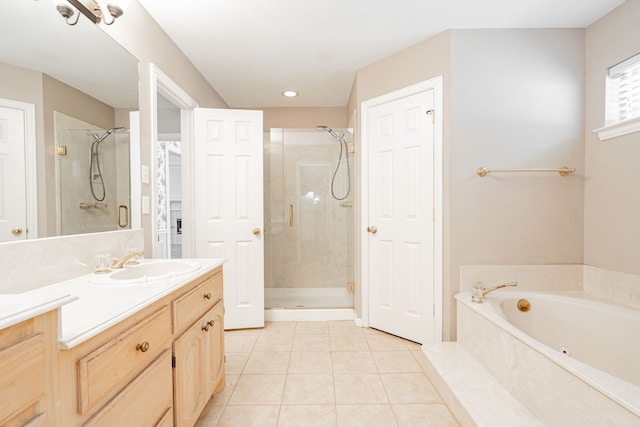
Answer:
[[316, 125, 344, 143], [92, 127, 128, 144]]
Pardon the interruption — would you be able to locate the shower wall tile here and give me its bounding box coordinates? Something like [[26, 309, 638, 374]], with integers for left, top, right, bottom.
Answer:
[[0, 229, 144, 293], [583, 265, 640, 309], [459, 264, 583, 293]]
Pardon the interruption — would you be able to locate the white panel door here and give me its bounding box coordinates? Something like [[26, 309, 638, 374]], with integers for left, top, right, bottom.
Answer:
[[367, 90, 435, 344], [194, 108, 264, 330], [0, 105, 27, 242]]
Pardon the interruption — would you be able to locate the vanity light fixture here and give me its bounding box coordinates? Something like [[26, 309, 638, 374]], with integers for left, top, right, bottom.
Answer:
[[52, 0, 130, 26], [282, 90, 299, 98]]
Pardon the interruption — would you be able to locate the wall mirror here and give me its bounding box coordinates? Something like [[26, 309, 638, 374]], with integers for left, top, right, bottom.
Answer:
[[0, 0, 139, 241]]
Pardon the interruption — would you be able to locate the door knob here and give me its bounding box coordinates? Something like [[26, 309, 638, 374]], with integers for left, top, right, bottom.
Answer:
[[11, 228, 23, 236], [367, 226, 377, 234], [253, 228, 261, 236]]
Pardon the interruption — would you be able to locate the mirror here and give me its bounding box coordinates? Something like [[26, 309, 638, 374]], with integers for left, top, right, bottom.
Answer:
[[0, 0, 138, 240]]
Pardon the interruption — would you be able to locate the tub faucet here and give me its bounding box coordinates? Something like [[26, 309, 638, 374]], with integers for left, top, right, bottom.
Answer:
[[111, 250, 144, 269], [471, 281, 518, 303]]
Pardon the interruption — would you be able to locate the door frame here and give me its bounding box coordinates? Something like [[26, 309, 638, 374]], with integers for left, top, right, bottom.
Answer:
[[359, 76, 444, 344], [149, 64, 198, 257], [0, 98, 37, 239]]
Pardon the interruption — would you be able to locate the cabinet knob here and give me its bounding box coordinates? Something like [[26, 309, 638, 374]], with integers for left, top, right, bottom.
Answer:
[[207, 320, 215, 327], [136, 341, 150, 352], [202, 323, 211, 332], [204, 292, 212, 300]]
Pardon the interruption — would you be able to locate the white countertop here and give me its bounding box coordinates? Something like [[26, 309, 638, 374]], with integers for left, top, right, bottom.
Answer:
[[0, 258, 226, 349]]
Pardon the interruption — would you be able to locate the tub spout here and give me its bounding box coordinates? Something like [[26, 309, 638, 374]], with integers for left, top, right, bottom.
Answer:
[[472, 282, 518, 303]]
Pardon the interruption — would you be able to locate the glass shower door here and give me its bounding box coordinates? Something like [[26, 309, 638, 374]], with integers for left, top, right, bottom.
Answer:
[[264, 128, 354, 310]]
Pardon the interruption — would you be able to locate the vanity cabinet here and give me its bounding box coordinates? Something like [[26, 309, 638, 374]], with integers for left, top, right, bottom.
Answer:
[[173, 273, 224, 427], [57, 265, 225, 427], [0, 310, 58, 427]]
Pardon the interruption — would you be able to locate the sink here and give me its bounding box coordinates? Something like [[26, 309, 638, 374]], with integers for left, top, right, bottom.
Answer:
[[90, 260, 201, 285]]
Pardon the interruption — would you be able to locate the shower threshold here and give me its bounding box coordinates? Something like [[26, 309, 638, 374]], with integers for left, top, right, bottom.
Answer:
[[265, 286, 353, 310]]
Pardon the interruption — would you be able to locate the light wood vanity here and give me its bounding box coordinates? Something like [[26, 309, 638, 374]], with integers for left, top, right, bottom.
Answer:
[[0, 262, 224, 427], [0, 310, 59, 426]]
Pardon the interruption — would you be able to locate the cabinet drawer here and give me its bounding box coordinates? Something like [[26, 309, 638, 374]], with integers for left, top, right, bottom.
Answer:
[[173, 272, 222, 333], [77, 306, 171, 415], [0, 333, 45, 423], [83, 350, 173, 427]]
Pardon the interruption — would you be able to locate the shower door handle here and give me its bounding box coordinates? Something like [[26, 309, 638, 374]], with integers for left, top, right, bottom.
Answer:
[[118, 205, 129, 228], [289, 204, 294, 228]]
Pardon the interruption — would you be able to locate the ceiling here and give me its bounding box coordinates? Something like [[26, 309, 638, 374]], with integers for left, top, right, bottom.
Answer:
[[138, 0, 625, 108]]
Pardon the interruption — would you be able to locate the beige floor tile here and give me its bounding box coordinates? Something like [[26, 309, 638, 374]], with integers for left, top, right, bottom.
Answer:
[[328, 320, 364, 335], [335, 404, 397, 427], [371, 351, 422, 373], [210, 375, 239, 406], [365, 334, 409, 351], [392, 404, 460, 427], [294, 321, 329, 335], [243, 351, 291, 374], [381, 373, 442, 404], [334, 373, 388, 404], [217, 405, 280, 427], [224, 334, 258, 352], [331, 351, 377, 373], [224, 352, 249, 375], [330, 334, 369, 352], [405, 340, 422, 351], [224, 327, 262, 336], [282, 374, 335, 404], [411, 349, 431, 373], [262, 321, 297, 334], [292, 334, 331, 352], [194, 404, 225, 426], [228, 374, 286, 405], [278, 405, 337, 427], [288, 351, 333, 374], [254, 334, 294, 352]]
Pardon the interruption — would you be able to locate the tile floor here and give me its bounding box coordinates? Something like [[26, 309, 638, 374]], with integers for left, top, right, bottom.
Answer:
[[195, 321, 460, 427]]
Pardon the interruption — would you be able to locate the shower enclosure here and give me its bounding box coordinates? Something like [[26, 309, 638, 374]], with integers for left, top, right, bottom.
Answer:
[[264, 128, 354, 310], [56, 128, 130, 235]]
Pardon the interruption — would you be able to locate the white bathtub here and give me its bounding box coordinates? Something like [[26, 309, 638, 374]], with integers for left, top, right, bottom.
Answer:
[[456, 291, 640, 426]]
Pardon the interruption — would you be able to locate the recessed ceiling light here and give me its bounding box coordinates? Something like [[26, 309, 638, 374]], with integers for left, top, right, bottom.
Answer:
[[282, 90, 298, 97]]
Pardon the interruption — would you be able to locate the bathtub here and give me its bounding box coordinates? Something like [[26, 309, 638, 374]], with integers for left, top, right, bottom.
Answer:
[[456, 291, 640, 427]]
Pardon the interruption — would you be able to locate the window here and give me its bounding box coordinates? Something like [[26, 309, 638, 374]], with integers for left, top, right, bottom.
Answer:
[[597, 53, 640, 140], [606, 53, 640, 126]]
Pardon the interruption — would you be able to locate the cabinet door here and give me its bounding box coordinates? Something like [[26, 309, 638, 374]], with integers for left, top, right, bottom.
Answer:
[[173, 318, 208, 427], [205, 301, 225, 395]]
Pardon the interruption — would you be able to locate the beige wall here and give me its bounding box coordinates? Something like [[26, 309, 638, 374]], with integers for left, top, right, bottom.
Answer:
[[256, 107, 347, 130], [584, 0, 640, 275], [349, 29, 585, 340]]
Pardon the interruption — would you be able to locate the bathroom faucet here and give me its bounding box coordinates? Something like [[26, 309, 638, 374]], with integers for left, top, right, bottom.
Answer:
[[471, 281, 518, 303], [111, 250, 145, 269]]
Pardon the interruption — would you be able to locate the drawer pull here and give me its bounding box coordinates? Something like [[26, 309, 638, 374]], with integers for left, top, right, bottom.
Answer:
[[136, 342, 150, 352], [204, 292, 212, 300]]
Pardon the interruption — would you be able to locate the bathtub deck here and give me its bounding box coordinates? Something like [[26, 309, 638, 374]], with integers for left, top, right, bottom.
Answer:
[[422, 342, 544, 427]]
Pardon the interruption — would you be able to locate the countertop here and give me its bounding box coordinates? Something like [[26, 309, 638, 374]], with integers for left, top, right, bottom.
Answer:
[[0, 258, 226, 349]]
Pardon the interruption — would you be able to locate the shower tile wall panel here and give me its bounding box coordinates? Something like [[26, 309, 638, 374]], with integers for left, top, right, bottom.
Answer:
[[264, 130, 354, 290], [58, 130, 130, 235]]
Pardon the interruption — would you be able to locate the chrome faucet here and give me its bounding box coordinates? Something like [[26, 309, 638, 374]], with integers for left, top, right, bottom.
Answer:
[[111, 250, 144, 269], [471, 281, 518, 303]]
